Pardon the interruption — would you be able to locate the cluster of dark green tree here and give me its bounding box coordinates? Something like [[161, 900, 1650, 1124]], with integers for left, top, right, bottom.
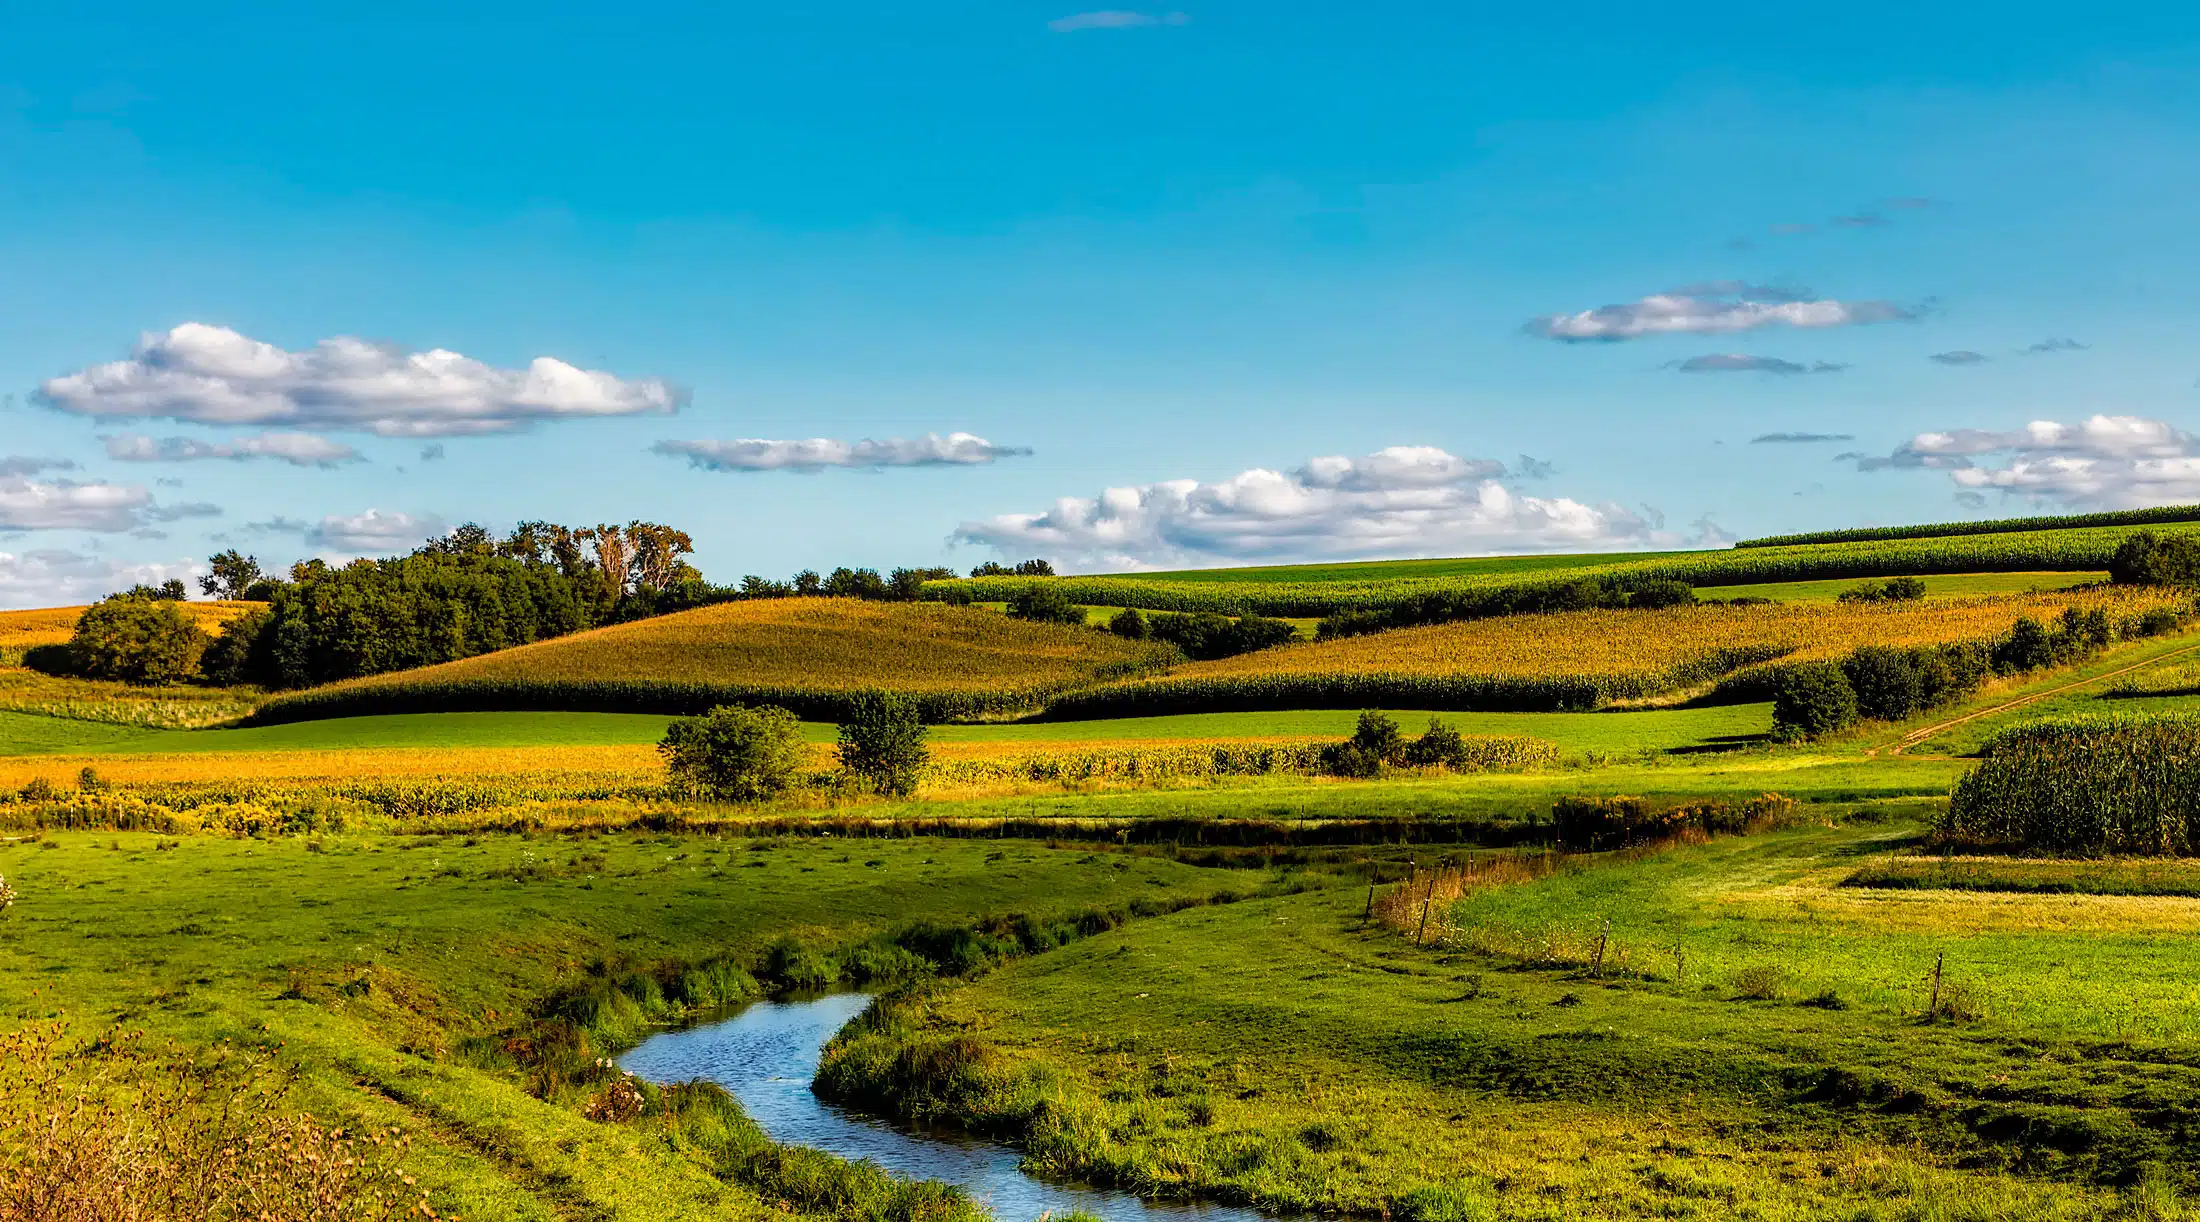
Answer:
[[1314, 577, 1697, 640], [2111, 531, 2200, 586], [1319, 711, 1482, 777], [990, 584, 1298, 661], [1105, 606, 1297, 660], [1770, 605, 2185, 741], [659, 693, 928, 800], [192, 521, 702, 689], [735, 566, 960, 603], [1835, 576, 1927, 603]]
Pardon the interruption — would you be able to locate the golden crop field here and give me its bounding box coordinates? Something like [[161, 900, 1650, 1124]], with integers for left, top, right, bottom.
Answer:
[[256, 597, 1179, 723], [1051, 588, 2186, 716]]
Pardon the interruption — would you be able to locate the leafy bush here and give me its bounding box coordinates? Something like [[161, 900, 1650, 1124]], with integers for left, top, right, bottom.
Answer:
[[67, 596, 211, 685], [836, 691, 930, 796], [1005, 585, 1085, 626], [1107, 607, 1149, 639], [659, 704, 807, 801], [1625, 579, 1696, 609], [1837, 576, 1927, 603], [1401, 718, 1473, 768], [1770, 662, 1857, 742], [1147, 611, 1298, 660], [2111, 531, 2200, 586]]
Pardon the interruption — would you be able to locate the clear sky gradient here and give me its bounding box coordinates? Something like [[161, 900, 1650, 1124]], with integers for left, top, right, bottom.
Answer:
[[3, 3, 2198, 603]]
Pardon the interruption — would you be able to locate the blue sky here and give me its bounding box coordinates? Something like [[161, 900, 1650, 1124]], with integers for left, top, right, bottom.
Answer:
[[3, 3, 2199, 604]]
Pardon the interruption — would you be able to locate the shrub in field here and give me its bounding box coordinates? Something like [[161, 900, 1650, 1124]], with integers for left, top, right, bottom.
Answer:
[[1401, 718, 1474, 768], [67, 595, 210, 685], [1838, 576, 1927, 603], [1147, 611, 1297, 660], [1107, 607, 1149, 639], [1322, 711, 1405, 777], [1770, 662, 1857, 742], [1624, 579, 1695, 609], [1006, 584, 1086, 626], [837, 691, 930, 796], [660, 704, 807, 801], [1948, 714, 2200, 853], [2111, 531, 2200, 587]]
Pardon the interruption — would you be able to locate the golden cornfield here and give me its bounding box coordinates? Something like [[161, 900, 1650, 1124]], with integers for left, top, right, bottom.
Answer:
[[1051, 588, 2187, 716]]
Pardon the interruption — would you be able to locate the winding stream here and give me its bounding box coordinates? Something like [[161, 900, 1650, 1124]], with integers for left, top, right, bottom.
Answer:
[[620, 993, 1268, 1222]]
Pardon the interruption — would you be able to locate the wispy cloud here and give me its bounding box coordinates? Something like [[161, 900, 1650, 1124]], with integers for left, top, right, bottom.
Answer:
[[1530, 282, 1914, 342], [1929, 350, 1989, 366], [39, 323, 685, 437], [953, 445, 1660, 571], [652, 433, 1032, 473], [2023, 337, 2089, 355], [1751, 432, 1856, 444], [0, 456, 77, 478], [1049, 10, 1188, 32], [102, 431, 361, 468], [1671, 353, 1848, 375]]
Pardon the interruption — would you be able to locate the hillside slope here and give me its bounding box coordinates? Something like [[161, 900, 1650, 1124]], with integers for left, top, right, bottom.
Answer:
[[252, 597, 1176, 723], [1046, 588, 2184, 716], [932, 522, 2187, 616]]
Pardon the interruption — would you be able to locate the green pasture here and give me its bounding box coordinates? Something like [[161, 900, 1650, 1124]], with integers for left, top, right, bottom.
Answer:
[[0, 703, 1779, 760], [842, 818, 2200, 1220], [0, 828, 1240, 1221]]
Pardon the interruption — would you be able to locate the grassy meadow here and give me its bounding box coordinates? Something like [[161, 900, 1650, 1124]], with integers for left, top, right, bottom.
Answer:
[[828, 817, 2200, 1220]]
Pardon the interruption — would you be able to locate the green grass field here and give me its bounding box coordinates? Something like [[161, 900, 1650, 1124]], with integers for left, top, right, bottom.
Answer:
[[0, 703, 1775, 759], [0, 828, 1244, 1221], [826, 818, 2200, 1219]]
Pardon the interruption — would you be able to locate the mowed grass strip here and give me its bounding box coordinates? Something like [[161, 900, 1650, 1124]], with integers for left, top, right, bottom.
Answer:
[[254, 598, 1177, 724], [1052, 589, 2181, 716]]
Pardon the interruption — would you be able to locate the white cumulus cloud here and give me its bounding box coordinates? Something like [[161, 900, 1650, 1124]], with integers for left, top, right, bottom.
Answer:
[[0, 549, 203, 611], [102, 431, 362, 468], [38, 323, 686, 437], [953, 445, 1659, 571], [1850, 414, 2200, 508], [1530, 281, 1913, 342], [652, 433, 1032, 473], [0, 477, 156, 532], [304, 509, 448, 555]]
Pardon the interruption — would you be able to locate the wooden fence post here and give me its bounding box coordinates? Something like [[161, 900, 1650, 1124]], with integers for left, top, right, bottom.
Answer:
[[1929, 951, 1945, 1018]]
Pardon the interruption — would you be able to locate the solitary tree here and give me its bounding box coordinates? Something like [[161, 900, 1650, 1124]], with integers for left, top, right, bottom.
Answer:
[[199, 550, 267, 601], [837, 691, 929, 796]]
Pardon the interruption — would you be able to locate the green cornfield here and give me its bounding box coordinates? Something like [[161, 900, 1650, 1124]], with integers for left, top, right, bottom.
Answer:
[[1947, 713, 2200, 853], [926, 522, 2192, 616], [1737, 504, 2200, 549]]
